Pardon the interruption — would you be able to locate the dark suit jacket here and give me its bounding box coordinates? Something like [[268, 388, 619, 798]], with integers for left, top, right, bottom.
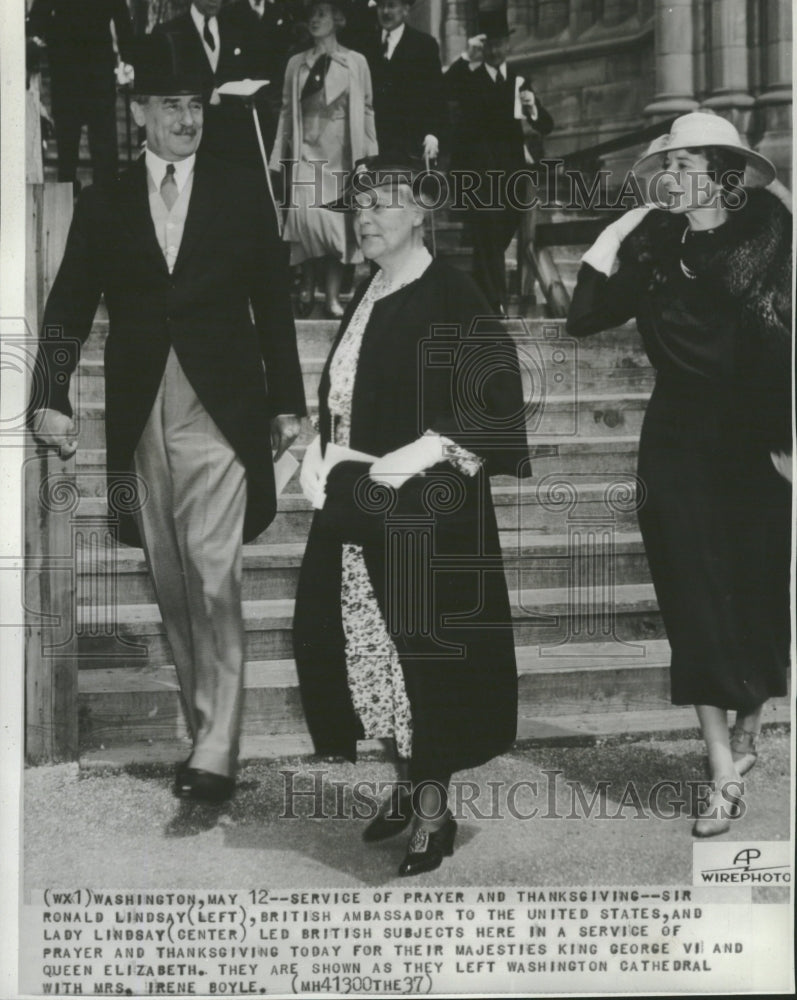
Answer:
[[153, 11, 273, 165], [364, 24, 447, 161], [446, 57, 554, 176], [220, 0, 295, 91], [27, 0, 133, 89], [294, 259, 528, 772], [31, 153, 306, 546]]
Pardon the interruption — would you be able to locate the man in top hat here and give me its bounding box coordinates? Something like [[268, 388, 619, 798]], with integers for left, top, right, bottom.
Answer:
[[446, 5, 553, 314], [153, 0, 277, 166], [30, 32, 306, 803], [26, 0, 134, 189], [360, 0, 447, 163]]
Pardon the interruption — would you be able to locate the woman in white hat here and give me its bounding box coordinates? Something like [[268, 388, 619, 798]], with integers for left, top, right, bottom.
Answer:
[[568, 111, 792, 837]]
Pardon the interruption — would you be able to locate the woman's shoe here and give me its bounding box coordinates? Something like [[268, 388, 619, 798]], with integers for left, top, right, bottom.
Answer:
[[362, 786, 412, 843], [692, 779, 743, 838], [398, 815, 457, 877], [730, 728, 759, 776]]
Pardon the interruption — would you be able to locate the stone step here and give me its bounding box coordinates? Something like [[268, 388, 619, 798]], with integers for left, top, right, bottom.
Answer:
[[72, 583, 663, 670], [76, 638, 676, 748], [75, 530, 652, 605], [74, 475, 647, 540], [80, 699, 792, 764], [69, 392, 652, 450]]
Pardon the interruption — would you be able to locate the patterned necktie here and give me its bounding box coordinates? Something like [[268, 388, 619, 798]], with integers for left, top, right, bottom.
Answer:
[[203, 15, 216, 50], [160, 163, 178, 211], [301, 53, 331, 100]]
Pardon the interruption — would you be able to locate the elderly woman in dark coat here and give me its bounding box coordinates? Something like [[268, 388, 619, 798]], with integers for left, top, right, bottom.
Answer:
[[567, 112, 792, 838], [294, 157, 529, 876]]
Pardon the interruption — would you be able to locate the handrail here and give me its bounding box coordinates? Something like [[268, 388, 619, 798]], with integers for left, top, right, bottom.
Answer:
[[560, 115, 680, 169]]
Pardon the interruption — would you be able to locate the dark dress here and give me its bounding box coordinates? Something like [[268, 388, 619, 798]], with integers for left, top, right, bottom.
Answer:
[[293, 259, 530, 776], [567, 191, 792, 712]]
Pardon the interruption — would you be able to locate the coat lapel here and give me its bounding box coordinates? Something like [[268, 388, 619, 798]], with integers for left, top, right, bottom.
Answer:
[[324, 51, 350, 106], [116, 158, 169, 276], [171, 154, 224, 276]]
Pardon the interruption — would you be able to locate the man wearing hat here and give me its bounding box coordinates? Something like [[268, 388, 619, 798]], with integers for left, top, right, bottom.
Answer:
[[446, 5, 553, 314], [30, 32, 306, 803], [153, 0, 277, 166], [361, 0, 446, 163]]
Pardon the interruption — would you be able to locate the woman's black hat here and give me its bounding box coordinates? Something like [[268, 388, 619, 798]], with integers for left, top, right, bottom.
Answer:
[[324, 155, 446, 211]]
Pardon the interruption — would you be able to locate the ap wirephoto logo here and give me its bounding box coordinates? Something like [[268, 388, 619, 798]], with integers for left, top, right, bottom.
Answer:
[[693, 841, 792, 886]]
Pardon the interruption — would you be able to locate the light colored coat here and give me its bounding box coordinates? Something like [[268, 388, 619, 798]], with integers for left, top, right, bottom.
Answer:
[[269, 45, 378, 171]]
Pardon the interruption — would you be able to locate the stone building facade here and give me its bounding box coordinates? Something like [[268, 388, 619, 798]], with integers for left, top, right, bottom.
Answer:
[[414, 0, 792, 180]]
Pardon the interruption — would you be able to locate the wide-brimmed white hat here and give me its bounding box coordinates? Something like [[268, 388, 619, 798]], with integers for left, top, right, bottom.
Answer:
[[632, 111, 776, 187]]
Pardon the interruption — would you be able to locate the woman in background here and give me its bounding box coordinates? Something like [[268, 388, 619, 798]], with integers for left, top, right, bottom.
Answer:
[[270, 0, 377, 317], [568, 112, 792, 838]]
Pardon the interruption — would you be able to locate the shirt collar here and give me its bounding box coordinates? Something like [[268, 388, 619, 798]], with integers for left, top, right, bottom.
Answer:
[[382, 22, 405, 44], [145, 148, 196, 193], [485, 61, 507, 81], [190, 4, 217, 33]]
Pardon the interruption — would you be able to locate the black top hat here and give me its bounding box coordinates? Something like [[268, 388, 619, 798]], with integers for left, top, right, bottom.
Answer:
[[131, 31, 206, 96], [324, 155, 444, 211], [477, 6, 513, 38]]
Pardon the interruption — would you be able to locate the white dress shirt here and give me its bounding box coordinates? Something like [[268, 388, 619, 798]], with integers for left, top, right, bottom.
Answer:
[[145, 148, 196, 195], [145, 149, 196, 272], [381, 22, 405, 59], [190, 4, 220, 72]]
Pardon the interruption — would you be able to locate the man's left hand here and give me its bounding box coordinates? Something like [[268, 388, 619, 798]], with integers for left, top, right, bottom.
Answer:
[[422, 134, 439, 162], [271, 414, 302, 460]]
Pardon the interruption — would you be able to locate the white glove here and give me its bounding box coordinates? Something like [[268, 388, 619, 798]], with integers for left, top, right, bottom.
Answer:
[[771, 450, 793, 483], [422, 134, 439, 161], [581, 207, 652, 275], [115, 62, 134, 87], [300, 435, 327, 509], [369, 435, 443, 490]]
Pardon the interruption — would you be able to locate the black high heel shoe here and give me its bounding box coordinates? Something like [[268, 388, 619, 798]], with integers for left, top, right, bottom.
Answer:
[[363, 786, 412, 842], [398, 815, 457, 877]]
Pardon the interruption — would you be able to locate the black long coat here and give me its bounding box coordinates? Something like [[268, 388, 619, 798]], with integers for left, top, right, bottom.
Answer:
[[364, 24, 448, 161], [31, 152, 306, 546], [293, 259, 529, 775]]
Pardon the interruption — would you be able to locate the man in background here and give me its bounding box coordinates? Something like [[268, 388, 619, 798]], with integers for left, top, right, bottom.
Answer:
[[446, 6, 553, 314], [26, 0, 134, 189]]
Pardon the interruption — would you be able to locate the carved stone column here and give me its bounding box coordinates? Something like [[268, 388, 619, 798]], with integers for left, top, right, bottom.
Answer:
[[643, 0, 699, 120], [755, 0, 792, 182], [702, 0, 755, 134]]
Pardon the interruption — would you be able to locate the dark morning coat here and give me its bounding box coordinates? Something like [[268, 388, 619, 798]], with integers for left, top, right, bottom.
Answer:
[[31, 152, 306, 546], [292, 259, 530, 775], [445, 57, 554, 176], [364, 24, 448, 161], [153, 12, 275, 165]]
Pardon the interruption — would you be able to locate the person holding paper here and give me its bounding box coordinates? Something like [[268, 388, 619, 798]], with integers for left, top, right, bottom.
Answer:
[[567, 113, 792, 837], [444, 6, 553, 315], [294, 156, 529, 876], [269, 0, 378, 317], [29, 33, 306, 804]]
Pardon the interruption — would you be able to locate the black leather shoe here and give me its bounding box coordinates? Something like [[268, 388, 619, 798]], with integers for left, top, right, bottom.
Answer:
[[174, 768, 235, 804], [398, 816, 457, 877], [363, 787, 412, 842], [174, 756, 193, 786]]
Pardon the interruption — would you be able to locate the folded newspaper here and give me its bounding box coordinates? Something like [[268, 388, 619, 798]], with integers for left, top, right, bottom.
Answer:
[[215, 79, 270, 98]]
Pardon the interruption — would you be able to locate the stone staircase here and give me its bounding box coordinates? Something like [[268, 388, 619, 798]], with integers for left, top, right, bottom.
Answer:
[[66, 296, 715, 762]]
